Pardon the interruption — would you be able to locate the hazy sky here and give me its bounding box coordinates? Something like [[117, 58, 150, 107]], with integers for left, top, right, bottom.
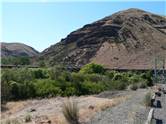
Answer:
[[1, 1, 166, 52]]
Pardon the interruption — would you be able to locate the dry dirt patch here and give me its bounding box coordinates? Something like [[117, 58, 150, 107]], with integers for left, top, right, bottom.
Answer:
[[1, 95, 128, 124]]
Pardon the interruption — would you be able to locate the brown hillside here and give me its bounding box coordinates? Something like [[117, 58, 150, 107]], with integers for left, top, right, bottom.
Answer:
[[40, 8, 166, 69], [0, 42, 39, 57]]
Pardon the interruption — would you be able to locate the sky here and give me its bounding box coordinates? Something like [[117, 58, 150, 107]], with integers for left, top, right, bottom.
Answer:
[[1, 0, 166, 52]]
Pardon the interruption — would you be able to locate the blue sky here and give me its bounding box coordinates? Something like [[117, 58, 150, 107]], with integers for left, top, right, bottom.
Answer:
[[1, 1, 166, 52]]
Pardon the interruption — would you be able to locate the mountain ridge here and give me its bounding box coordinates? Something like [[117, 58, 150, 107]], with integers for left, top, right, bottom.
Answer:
[[0, 42, 39, 57]]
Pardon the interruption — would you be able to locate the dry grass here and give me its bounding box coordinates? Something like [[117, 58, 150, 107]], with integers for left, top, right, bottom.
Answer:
[[24, 114, 32, 123], [143, 92, 152, 107], [62, 98, 79, 124], [2, 118, 21, 124]]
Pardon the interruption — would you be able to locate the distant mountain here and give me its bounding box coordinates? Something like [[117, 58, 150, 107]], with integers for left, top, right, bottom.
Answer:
[[0, 42, 39, 57], [40, 8, 166, 69]]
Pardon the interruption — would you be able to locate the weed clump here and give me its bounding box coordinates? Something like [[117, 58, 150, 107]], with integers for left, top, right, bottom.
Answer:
[[144, 92, 152, 107], [62, 99, 79, 124]]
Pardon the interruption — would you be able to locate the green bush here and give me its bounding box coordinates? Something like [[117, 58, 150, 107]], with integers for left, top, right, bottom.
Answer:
[[33, 69, 48, 79], [105, 71, 116, 79], [85, 74, 105, 83], [141, 71, 153, 86], [60, 71, 72, 82], [79, 63, 105, 74], [110, 80, 127, 90], [38, 60, 46, 67], [35, 79, 62, 97], [129, 74, 142, 84], [71, 73, 85, 83], [112, 73, 130, 87], [15, 68, 34, 82], [64, 87, 78, 96], [10, 81, 36, 100], [81, 81, 105, 94], [1, 74, 11, 103], [49, 65, 65, 80], [1, 69, 36, 101]]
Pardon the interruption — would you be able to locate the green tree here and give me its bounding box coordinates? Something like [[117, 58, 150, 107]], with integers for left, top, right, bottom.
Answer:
[[79, 63, 105, 74]]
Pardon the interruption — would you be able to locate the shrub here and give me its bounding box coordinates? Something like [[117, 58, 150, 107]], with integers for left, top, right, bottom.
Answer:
[[1, 73, 12, 103], [137, 82, 147, 88], [81, 81, 105, 94], [49, 65, 64, 80], [16, 68, 34, 82], [60, 71, 72, 82], [33, 69, 47, 79], [79, 63, 105, 74], [141, 71, 153, 86], [62, 99, 79, 124], [129, 75, 142, 84], [143, 92, 152, 107], [85, 74, 104, 83], [10, 81, 36, 100], [129, 84, 138, 90], [35, 79, 62, 97], [71, 73, 85, 83], [105, 71, 116, 79], [38, 60, 46, 67], [1, 69, 17, 82], [110, 80, 127, 90], [64, 87, 78, 96], [112, 73, 129, 83]]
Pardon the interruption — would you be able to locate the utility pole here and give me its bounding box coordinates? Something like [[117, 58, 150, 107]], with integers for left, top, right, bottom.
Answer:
[[154, 57, 157, 83]]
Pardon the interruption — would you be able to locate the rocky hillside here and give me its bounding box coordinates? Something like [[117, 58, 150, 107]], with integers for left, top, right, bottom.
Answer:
[[40, 8, 166, 69], [1, 42, 39, 57]]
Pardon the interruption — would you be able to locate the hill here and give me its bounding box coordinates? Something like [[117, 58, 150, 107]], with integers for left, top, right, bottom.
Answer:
[[40, 8, 166, 69], [0, 42, 39, 57]]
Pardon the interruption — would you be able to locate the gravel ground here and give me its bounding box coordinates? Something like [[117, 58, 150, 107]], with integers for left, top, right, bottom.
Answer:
[[153, 84, 166, 124], [87, 89, 150, 124]]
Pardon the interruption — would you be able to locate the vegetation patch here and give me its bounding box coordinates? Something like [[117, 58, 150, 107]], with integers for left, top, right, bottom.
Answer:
[[1, 63, 153, 102]]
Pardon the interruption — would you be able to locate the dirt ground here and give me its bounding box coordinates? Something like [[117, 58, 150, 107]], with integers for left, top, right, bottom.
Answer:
[[1, 93, 128, 124]]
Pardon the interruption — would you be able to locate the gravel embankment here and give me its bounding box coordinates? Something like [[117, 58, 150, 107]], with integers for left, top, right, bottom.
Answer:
[[87, 89, 150, 124]]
